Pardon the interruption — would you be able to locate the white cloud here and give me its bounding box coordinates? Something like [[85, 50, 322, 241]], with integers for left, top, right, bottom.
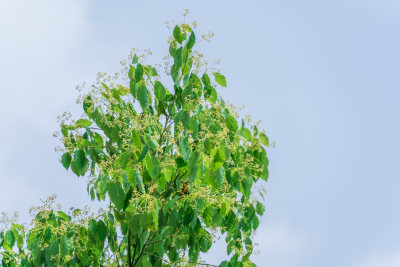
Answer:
[[353, 249, 400, 267]]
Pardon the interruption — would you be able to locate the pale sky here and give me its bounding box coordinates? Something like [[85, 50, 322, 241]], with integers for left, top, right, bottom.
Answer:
[[1, 1, 400, 266]]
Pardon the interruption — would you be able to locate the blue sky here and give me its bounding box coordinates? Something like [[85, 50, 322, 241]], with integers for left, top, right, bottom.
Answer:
[[1, 1, 400, 266]]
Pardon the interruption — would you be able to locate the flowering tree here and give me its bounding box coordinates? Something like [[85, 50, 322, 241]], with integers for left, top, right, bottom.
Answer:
[[0, 22, 269, 267]]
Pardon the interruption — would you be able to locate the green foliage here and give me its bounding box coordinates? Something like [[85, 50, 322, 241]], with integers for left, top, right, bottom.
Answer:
[[0, 23, 270, 267]]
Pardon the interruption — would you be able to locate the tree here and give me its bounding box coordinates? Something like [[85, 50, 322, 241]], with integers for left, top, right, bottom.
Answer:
[[0, 22, 269, 267]]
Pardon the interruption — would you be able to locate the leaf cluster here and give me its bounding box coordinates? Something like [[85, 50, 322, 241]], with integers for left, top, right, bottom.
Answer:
[[0, 24, 270, 267]]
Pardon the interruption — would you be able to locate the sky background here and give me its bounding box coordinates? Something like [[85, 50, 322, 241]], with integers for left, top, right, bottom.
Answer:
[[1, 0, 400, 266]]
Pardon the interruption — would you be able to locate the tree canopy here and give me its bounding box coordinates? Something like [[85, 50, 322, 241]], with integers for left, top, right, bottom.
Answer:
[[0, 22, 270, 267]]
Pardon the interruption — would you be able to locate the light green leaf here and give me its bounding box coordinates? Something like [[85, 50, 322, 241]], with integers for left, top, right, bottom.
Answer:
[[131, 129, 142, 150], [242, 128, 252, 142], [259, 132, 269, 147], [173, 25, 183, 44], [216, 167, 224, 186], [74, 118, 92, 129], [57, 211, 70, 221], [154, 81, 167, 101], [256, 202, 265, 216], [5, 230, 15, 247], [134, 169, 145, 194], [226, 116, 238, 132], [213, 72, 227, 88]]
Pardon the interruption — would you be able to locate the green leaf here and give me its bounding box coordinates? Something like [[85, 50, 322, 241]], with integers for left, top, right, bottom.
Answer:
[[205, 86, 217, 104], [108, 183, 125, 210], [259, 132, 269, 147], [83, 95, 94, 116], [186, 31, 196, 50], [60, 236, 69, 257], [202, 73, 211, 87], [212, 147, 225, 170], [138, 144, 148, 162], [97, 220, 108, 243], [173, 47, 183, 69], [135, 63, 144, 82], [12, 229, 23, 249], [131, 129, 142, 150], [216, 167, 224, 186], [163, 196, 179, 215], [132, 54, 138, 64], [137, 84, 149, 111], [154, 81, 167, 101], [5, 230, 15, 247], [173, 25, 183, 44], [115, 151, 131, 169], [74, 118, 92, 128], [188, 151, 200, 183], [70, 149, 89, 176], [45, 241, 59, 266], [242, 128, 252, 142], [256, 202, 265, 216], [226, 116, 238, 132], [134, 169, 145, 194], [213, 72, 227, 88], [61, 153, 71, 170], [57, 211, 70, 221], [199, 236, 211, 252], [88, 219, 97, 237], [32, 240, 41, 260]]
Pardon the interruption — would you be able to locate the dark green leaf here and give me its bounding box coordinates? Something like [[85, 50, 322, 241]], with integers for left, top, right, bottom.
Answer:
[[202, 73, 211, 87], [61, 153, 71, 170], [70, 149, 89, 176], [186, 31, 196, 50], [135, 63, 144, 82], [97, 220, 108, 243]]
